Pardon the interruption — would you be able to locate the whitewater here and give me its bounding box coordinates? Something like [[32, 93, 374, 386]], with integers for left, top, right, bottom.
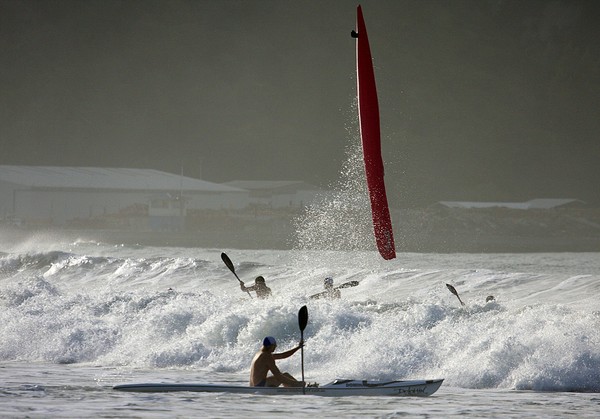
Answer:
[[1, 231, 599, 417]]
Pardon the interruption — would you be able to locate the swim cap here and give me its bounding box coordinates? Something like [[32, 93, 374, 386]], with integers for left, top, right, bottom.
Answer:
[[255, 276, 265, 283], [324, 277, 333, 286], [263, 336, 277, 347]]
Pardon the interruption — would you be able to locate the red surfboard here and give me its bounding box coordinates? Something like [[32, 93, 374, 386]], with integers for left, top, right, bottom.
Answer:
[[354, 5, 396, 260]]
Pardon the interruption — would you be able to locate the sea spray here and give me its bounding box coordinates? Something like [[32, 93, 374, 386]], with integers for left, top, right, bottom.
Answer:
[[293, 102, 374, 253]]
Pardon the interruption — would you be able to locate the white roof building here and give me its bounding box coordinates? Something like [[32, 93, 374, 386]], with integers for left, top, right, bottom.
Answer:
[[0, 165, 242, 192], [0, 165, 248, 225], [438, 199, 586, 210]]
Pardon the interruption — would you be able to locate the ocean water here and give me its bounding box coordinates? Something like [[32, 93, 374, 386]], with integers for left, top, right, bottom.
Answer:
[[1, 232, 599, 417]]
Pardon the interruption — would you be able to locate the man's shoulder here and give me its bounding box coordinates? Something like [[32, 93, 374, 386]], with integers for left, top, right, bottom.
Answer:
[[257, 349, 274, 357], [262, 352, 276, 365], [254, 351, 273, 362]]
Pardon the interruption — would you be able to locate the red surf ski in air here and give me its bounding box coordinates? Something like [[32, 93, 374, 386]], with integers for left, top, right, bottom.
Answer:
[[353, 5, 396, 260]]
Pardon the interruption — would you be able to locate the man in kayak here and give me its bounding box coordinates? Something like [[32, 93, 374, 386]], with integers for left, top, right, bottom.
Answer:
[[310, 277, 341, 300], [240, 276, 272, 299], [323, 277, 341, 299], [249, 336, 305, 387]]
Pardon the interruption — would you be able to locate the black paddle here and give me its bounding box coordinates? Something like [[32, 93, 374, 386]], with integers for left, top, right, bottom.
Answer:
[[446, 283, 465, 306], [221, 252, 252, 299], [298, 305, 308, 394], [309, 280, 359, 299], [337, 280, 359, 289]]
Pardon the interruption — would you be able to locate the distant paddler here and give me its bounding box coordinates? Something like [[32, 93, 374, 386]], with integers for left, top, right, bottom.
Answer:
[[309, 277, 359, 300], [221, 252, 273, 299], [310, 277, 340, 300], [322, 277, 341, 299], [240, 276, 272, 299]]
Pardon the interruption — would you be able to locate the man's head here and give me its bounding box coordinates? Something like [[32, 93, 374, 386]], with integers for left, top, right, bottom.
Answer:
[[324, 277, 334, 288], [255, 276, 266, 285], [262, 336, 277, 351]]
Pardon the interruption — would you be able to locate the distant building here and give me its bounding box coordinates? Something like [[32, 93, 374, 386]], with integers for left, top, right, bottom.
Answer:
[[222, 180, 329, 209], [437, 199, 586, 210], [0, 165, 248, 227]]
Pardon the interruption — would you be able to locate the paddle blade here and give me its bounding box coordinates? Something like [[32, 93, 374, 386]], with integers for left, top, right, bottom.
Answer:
[[298, 305, 308, 332], [299, 305, 307, 393], [446, 283, 458, 297], [446, 283, 465, 306], [337, 280, 359, 289], [221, 252, 235, 273]]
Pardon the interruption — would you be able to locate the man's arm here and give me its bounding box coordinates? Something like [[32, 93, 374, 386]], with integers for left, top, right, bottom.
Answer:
[[272, 342, 303, 360], [240, 282, 256, 292]]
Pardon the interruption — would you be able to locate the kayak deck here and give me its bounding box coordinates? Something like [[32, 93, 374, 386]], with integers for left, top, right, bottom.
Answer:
[[113, 378, 443, 397]]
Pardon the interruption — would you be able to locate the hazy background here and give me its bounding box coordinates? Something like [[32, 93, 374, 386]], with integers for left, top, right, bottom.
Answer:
[[2, 0, 599, 208]]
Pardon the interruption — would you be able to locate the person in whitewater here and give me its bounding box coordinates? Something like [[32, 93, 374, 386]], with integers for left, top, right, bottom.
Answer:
[[310, 277, 341, 300], [323, 277, 341, 299], [249, 336, 305, 387], [240, 275, 272, 299]]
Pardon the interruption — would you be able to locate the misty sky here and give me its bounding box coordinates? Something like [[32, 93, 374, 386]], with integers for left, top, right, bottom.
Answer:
[[2, 0, 599, 207]]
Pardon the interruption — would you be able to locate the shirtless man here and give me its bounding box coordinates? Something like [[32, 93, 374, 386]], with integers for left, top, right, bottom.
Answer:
[[240, 276, 272, 299], [323, 277, 341, 299], [309, 277, 341, 300], [249, 336, 305, 387]]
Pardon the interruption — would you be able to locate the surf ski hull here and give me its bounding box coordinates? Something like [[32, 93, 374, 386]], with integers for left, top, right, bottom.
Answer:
[[355, 5, 396, 260], [113, 378, 443, 397]]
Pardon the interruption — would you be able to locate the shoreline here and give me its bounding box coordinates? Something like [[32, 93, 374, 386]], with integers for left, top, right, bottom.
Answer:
[[3, 206, 600, 253], [2, 225, 599, 253]]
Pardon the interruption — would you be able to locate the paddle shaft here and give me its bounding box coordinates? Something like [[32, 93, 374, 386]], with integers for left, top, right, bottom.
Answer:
[[300, 328, 305, 393]]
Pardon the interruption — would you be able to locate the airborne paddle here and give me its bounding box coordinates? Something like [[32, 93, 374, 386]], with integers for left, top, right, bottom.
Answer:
[[221, 252, 252, 299], [309, 280, 359, 299], [446, 283, 465, 306], [298, 305, 308, 394]]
